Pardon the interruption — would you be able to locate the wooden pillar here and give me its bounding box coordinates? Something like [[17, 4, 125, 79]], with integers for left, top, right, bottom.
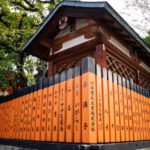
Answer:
[[136, 70, 140, 85], [94, 44, 107, 68], [48, 61, 53, 77]]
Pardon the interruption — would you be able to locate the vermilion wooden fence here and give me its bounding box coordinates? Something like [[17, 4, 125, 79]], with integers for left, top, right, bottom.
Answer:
[[0, 56, 149, 143]]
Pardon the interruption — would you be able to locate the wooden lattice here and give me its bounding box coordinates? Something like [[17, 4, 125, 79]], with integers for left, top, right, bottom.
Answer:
[[54, 53, 94, 74], [55, 58, 81, 74], [106, 53, 137, 82], [139, 74, 150, 89]]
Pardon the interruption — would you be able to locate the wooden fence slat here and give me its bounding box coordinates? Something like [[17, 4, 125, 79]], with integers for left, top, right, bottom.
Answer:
[[46, 77, 53, 141], [81, 56, 97, 143], [108, 70, 115, 142], [74, 66, 81, 143], [96, 65, 104, 143], [52, 74, 60, 142], [66, 68, 74, 143]]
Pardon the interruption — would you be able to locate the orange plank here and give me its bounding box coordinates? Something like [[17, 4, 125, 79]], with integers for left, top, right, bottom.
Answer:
[[126, 80, 134, 141], [25, 88, 30, 140], [129, 79, 136, 141], [41, 78, 49, 141], [13, 95, 17, 139], [81, 57, 97, 143], [108, 70, 115, 142], [122, 78, 129, 141], [112, 73, 120, 142], [17, 91, 21, 140], [118, 75, 125, 142], [145, 90, 149, 140], [58, 72, 66, 142], [133, 82, 138, 141], [102, 68, 110, 143], [31, 84, 38, 140], [96, 65, 104, 143], [22, 89, 27, 140], [66, 68, 74, 143], [16, 94, 20, 140], [52, 74, 60, 142], [5, 101, 8, 139], [27, 86, 33, 140], [136, 86, 141, 141], [74, 66, 81, 143], [141, 87, 144, 141], [143, 89, 146, 140], [35, 79, 43, 141], [46, 77, 53, 141]]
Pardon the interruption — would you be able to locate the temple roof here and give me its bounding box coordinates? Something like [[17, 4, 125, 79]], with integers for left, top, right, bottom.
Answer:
[[22, 1, 150, 66]]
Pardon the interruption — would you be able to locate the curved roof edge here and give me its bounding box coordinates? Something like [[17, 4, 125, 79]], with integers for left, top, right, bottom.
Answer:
[[22, 1, 150, 59]]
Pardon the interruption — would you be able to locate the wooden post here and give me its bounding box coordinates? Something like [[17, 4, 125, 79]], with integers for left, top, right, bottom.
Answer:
[[48, 61, 53, 77], [95, 44, 107, 68]]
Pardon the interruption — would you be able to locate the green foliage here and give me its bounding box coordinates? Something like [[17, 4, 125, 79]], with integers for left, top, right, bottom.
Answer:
[[0, 0, 61, 92], [144, 32, 150, 47]]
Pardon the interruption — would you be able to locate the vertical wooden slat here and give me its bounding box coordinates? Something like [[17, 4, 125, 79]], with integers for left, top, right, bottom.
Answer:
[[129, 79, 136, 141], [74, 66, 82, 143], [143, 89, 146, 140], [52, 74, 60, 142], [81, 57, 97, 143], [113, 73, 120, 142], [134, 81, 138, 141], [66, 68, 74, 143], [35, 79, 43, 141], [28, 86, 34, 140], [46, 77, 53, 141], [96, 65, 104, 143], [137, 86, 141, 141], [108, 70, 115, 142], [140, 87, 143, 140], [118, 75, 125, 141], [102, 68, 110, 143], [31, 84, 38, 140], [58, 71, 66, 142], [122, 78, 129, 141], [41, 78, 48, 141], [126, 80, 134, 141]]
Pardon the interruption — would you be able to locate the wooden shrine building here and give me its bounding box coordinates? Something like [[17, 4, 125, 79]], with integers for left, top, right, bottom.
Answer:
[[0, 1, 150, 149], [23, 1, 150, 88]]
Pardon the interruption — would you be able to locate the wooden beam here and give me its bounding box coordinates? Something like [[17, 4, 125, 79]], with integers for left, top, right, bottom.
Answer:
[[40, 39, 53, 48], [48, 36, 103, 62], [95, 44, 107, 68], [40, 23, 98, 52]]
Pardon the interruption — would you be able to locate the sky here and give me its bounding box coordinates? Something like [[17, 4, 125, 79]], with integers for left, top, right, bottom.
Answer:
[[81, 0, 150, 37]]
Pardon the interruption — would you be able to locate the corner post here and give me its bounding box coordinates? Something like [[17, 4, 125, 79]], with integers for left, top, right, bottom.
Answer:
[[95, 44, 107, 68]]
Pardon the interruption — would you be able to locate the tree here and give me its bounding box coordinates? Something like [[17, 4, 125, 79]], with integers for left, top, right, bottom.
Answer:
[[0, 0, 61, 92], [123, 0, 150, 48], [124, 0, 150, 37], [144, 32, 150, 47]]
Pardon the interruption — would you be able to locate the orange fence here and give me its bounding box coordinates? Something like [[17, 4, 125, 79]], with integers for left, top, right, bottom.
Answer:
[[0, 56, 150, 143]]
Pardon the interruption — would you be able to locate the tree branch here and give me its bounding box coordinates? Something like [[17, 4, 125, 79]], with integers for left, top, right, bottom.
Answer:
[[23, 0, 35, 8], [18, 13, 27, 29], [12, 1, 39, 12], [0, 12, 10, 27]]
